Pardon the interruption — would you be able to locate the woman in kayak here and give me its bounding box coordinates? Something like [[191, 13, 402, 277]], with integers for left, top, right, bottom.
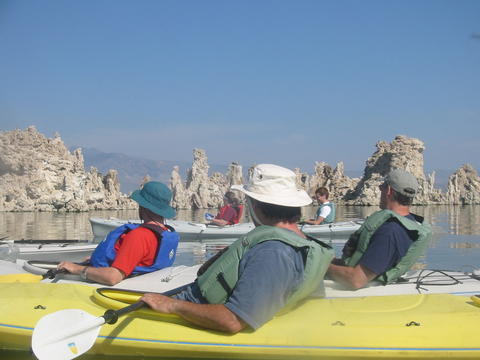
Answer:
[[206, 191, 242, 226]]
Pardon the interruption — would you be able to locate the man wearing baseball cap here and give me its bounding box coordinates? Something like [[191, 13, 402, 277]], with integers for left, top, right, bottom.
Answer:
[[141, 164, 334, 333], [58, 181, 179, 285], [328, 169, 432, 289]]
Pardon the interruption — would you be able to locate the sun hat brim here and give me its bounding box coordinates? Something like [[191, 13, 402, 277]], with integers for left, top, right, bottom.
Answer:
[[130, 189, 176, 219], [231, 184, 312, 207]]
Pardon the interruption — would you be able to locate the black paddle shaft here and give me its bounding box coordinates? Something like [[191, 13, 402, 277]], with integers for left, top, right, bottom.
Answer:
[[103, 301, 145, 324], [38, 260, 89, 279], [100, 281, 194, 325]]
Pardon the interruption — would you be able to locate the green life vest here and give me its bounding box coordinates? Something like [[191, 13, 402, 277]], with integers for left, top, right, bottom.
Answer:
[[196, 225, 334, 309], [341, 209, 432, 284], [315, 202, 335, 224]]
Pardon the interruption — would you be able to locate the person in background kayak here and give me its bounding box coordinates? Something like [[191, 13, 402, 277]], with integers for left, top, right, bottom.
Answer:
[[205, 191, 242, 226], [141, 164, 334, 333], [57, 181, 179, 286], [303, 187, 335, 225], [327, 169, 432, 289]]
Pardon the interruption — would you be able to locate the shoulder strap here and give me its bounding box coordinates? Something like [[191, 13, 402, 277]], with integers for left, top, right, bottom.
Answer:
[[139, 223, 169, 239]]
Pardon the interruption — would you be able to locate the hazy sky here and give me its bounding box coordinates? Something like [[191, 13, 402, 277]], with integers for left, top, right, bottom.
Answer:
[[1, 1, 479, 173]]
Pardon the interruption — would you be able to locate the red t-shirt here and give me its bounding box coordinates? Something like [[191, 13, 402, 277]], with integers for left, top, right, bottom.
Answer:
[[216, 205, 238, 224], [111, 226, 159, 277]]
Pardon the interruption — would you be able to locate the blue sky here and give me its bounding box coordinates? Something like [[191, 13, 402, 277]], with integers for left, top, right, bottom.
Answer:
[[1, 1, 479, 174]]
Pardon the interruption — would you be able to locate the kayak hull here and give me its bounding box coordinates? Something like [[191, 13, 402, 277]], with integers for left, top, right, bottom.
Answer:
[[1, 240, 97, 262], [1, 239, 232, 262], [90, 217, 362, 242], [1, 282, 480, 359]]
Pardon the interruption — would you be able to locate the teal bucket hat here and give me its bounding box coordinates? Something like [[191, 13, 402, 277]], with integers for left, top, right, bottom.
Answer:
[[130, 181, 176, 219]]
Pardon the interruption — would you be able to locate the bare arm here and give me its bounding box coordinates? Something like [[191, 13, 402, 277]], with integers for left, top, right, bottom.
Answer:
[[141, 293, 247, 333], [57, 261, 125, 286], [305, 216, 325, 225], [209, 218, 230, 226], [327, 263, 377, 290]]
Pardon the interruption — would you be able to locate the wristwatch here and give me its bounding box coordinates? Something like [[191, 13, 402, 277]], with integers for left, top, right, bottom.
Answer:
[[80, 266, 89, 280]]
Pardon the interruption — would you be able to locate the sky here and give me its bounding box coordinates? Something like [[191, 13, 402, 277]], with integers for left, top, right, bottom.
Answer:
[[1, 1, 479, 174]]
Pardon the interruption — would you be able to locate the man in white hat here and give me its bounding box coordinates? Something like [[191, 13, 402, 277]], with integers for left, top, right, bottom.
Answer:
[[142, 164, 334, 333], [58, 181, 179, 285], [327, 169, 432, 289]]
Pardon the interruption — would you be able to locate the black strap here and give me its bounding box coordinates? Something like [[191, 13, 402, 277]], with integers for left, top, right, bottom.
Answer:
[[216, 272, 233, 296], [197, 246, 230, 276], [305, 234, 333, 249], [139, 223, 166, 240]]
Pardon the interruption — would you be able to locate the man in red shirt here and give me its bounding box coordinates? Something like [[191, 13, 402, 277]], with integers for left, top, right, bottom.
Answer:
[[58, 181, 178, 285]]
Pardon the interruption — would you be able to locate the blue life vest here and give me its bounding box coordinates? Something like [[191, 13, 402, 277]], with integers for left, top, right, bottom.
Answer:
[[90, 223, 179, 275]]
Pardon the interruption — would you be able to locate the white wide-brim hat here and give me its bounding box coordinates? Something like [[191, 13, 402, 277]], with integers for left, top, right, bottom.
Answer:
[[231, 164, 312, 207]]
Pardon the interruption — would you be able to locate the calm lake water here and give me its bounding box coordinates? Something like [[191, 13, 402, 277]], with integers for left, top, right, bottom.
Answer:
[[1, 205, 480, 269], [1, 205, 480, 359]]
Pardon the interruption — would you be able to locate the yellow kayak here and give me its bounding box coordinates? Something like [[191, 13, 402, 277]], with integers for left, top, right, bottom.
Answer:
[[1, 282, 480, 359]]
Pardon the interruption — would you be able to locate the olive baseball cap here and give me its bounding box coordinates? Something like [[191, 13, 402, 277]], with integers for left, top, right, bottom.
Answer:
[[384, 169, 419, 198]]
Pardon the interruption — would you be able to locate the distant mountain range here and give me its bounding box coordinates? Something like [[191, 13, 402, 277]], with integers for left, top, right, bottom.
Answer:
[[74, 147, 228, 194], [74, 147, 452, 194]]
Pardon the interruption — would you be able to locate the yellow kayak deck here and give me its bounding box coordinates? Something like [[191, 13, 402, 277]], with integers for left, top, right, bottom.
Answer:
[[1, 282, 480, 359]]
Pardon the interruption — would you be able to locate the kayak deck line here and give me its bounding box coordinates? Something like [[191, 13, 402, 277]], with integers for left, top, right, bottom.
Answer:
[[0, 322, 33, 331], [2, 320, 480, 353], [81, 333, 480, 352]]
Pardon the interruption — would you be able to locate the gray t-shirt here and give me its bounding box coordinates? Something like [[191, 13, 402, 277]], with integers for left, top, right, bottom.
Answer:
[[175, 240, 306, 330]]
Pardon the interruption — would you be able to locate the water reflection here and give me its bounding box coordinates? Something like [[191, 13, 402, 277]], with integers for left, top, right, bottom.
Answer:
[[1, 205, 479, 241], [0, 205, 478, 268], [410, 205, 480, 236], [445, 205, 480, 235], [450, 242, 480, 249], [1, 206, 480, 360]]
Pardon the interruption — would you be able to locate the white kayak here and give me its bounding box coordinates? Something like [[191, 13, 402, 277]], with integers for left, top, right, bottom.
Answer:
[[2, 259, 480, 299], [90, 217, 363, 242], [0, 259, 200, 293], [0, 239, 233, 264], [0, 240, 97, 262]]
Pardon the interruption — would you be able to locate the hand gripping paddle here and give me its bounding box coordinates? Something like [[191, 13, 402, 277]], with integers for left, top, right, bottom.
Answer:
[[31, 282, 192, 360]]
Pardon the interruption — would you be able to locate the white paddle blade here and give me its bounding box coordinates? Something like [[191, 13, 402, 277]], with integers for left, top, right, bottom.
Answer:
[[32, 309, 103, 360]]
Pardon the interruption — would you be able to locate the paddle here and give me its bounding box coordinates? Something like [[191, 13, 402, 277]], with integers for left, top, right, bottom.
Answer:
[[0, 260, 90, 283], [31, 282, 193, 360]]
